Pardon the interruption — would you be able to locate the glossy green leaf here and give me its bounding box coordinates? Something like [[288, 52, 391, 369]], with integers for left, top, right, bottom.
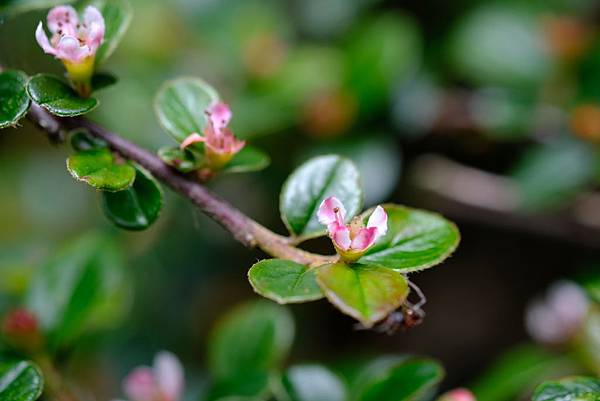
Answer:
[[67, 148, 136, 191], [91, 72, 118, 92], [532, 377, 600, 401], [158, 147, 202, 173], [280, 155, 362, 238], [77, 0, 133, 64], [353, 357, 444, 401], [209, 301, 294, 383], [448, 4, 550, 89], [248, 259, 323, 304], [26, 233, 129, 349], [102, 165, 163, 230], [0, 361, 43, 401], [222, 146, 270, 173], [358, 205, 460, 273], [281, 365, 346, 401], [512, 139, 597, 210], [154, 77, 220, 142], [470, 344, 577, 401], [69, 129, 108, 152], [346, 13, 421, 116], [0, 71, 30, 129], [316, 263, 409, 327], [27, 74, 98, 117], [208, 372, 271, 401]]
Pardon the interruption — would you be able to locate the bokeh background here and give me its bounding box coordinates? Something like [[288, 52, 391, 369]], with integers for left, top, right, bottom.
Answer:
[[1, 0, 600, 399]]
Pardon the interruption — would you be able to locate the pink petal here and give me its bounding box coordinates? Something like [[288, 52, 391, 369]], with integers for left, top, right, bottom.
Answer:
[[180, 133, 205, 149], [442, 389, 477, 401], [367, 205, 388, 240], [123, 367, 161, 401], [83, 6, 105, 52], [206, 102, 232, 130], [331, 224, 351, 251], [154, 352, 184, 401], [229, 138, 246, 154], [317, 196, 346, 226], [47, 5, 78, 35], [35, 22, 57, 55], [55, 35, 90, 63], [351, 227, 378, 251]]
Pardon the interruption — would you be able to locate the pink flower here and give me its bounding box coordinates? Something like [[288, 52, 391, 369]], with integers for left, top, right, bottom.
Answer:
[[438, 388, 477, 401], [317, 196, 388, 262], [122, 351, 184, 401], [180, 102, 245, 169], [35, 5, 105, 64]]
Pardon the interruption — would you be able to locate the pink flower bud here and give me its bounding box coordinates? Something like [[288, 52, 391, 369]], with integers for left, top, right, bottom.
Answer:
[[525, 281, 589, 345], [438, 388, 477, 401], [122, 351, 184, 401], [2, 309, 43, 352], [317, 196, 388, 262], [180, 102, 245, 170]]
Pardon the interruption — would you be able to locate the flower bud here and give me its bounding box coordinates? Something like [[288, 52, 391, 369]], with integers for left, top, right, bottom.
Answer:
[[437, 388, 477, 401], [1, 308, 43, 353], [122, 351, 184, 401]]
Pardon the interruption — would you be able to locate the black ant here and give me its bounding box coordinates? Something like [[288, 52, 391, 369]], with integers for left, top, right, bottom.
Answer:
[[355, 280, 426, 335]]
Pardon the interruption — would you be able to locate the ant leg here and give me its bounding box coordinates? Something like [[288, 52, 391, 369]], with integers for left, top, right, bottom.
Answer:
[[408, 279, 427, 309]]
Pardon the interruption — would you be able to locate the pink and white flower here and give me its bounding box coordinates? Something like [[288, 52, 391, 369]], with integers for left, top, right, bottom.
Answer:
[[437, 388, 477, 401], [317, 196, 388, 261], [180, 102, 245, 170], [35, 5, 105, 96], [121, 351, 184, 401], [36, 5, 104, 64]]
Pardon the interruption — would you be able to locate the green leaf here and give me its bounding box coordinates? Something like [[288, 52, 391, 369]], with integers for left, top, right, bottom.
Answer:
[[0, 0, 73, 16], [358, 205, 460, 273], [208, 372, 271, 401], [353, 357, 444, 401], [27, 74, 98, 117], [67, 148, 136, 191], [69, 129, 108, 152], [248, 259, 323, 304], [208, 301, 294, 385], [222, 146, 270, 173], [532, 377, 600, 401], [91, 72, 118, 92], [77, 0, 133, 64], [154, 77, 220, 143], [26, 233, 130, 349], [0, 71, 30, 129], [158, 147, 202, 173], [281, 365, 346, 401], [0, 361, 43, 401], [316, 263, 409, 327], [102, 165, 163, 230], [280, 155, 362, 238], [512, 138, 597, 210]]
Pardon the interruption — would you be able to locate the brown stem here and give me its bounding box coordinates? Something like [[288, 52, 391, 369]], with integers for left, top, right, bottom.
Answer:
[[34, 354, 79, 401], [27, 104, 336, 265]]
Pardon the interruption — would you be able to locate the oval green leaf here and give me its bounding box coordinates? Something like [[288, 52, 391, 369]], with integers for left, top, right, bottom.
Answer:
[[69, 129, 108, 152], [280, 155, 362, 238], [102, 165, 163, 230], [222, 146, 270, 174], [26, 233, 130, 349], [78, 0, 133, 64], [281, 365, 346, 401], [209, 301, 294, 383], [248, 259, 323, 304], [354, 357, 444, 401], [0, 70, 30, 129], [27, 74, 98, 117], [0, 361, 43, 401], [532, 377, 600, 401], [91, 72, 118, 92], [154, 77, 220, 142], [158, 147, 202, 173], [358, 205, 460, 273], [316, 263, 409, 327], [67, 148, 136, 191]]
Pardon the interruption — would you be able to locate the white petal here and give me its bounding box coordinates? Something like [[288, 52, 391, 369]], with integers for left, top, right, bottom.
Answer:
[[154, 351, 184, 401], [35, 22, 56, 55], [317, 196, 346, 226], [367, 205, 388, 239]]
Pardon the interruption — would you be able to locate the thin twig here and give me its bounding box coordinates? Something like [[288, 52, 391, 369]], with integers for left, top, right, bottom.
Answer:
[[27, 104, 337, 266]]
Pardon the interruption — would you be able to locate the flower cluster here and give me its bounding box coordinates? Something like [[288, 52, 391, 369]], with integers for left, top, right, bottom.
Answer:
[[120, 351, 184, 401], [318, 196, 388, 262], [36, 5, 105, 96], [181, 102, 245, 170]]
